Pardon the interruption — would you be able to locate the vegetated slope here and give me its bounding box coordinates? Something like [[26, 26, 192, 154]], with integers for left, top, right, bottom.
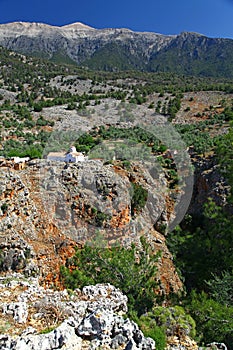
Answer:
[[1, 22, 233, 77], [0, 46, 233, 349], [148, 32, 233, 77]]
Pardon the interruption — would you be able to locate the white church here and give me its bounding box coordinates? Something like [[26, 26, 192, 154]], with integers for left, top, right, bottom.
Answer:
[[47, 146, 87, 163]]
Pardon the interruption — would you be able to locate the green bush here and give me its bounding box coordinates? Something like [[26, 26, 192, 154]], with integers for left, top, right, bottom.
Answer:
[[152, 306, 195, 338], [1, 203, 8, 214], [137, 315, 166, 350], [6, 145, 42, 159], [136, 305, 196, 350], [206, 271, 233, 306], [36, 116, 47, 126], [185, 291, 233, 348], [60, 236, 160, 317], [33, 103, 43, 112], [130, 182, 148, 216]]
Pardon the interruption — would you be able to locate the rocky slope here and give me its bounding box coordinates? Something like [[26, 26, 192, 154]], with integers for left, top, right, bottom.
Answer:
[[0, 275, 226, 350], [0, 278, 155, 349], [0, 22, 233, 76], [0, 22, 172, 67], [0, 157, 182, 294]]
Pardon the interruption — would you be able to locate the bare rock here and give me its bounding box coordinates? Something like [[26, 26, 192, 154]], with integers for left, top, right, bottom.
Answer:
[[0, 276, 155, 349], [2, 302, 28, 324]]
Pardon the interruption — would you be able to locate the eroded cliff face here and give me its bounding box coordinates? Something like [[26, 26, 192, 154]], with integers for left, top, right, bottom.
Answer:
[[0, 164, 76, 288], [188, 153, 231, 215], [0, 158, 182, 294]]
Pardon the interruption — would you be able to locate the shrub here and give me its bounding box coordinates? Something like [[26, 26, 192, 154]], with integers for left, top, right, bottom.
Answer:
[[130, 182, 148, 216], [137, 315, 166, 350], [60, 236, 160, 317], [1, 203, 8, 214], [185, 291, 233, 348], [136, 305, 196, 350], [206, 271, 233, 306], [33, 103, 43, 112], [151, 305, 196, 339]]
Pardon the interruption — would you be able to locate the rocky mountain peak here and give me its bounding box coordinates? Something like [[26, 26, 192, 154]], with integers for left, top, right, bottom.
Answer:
[[61, 22, 95, 31], [179, 31, 205, 38]]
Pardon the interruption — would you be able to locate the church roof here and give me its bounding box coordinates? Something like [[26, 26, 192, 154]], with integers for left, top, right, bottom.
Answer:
[[47, 152, 66, 157]]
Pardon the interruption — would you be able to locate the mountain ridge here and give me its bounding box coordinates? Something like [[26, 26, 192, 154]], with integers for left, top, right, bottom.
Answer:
[[0, 21, 233, 77]]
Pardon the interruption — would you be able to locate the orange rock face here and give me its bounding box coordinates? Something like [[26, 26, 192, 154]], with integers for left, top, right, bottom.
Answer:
[[0, 159, 183, 295]]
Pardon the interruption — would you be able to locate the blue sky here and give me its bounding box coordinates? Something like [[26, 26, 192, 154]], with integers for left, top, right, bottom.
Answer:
[[0, 0, 233, 38]]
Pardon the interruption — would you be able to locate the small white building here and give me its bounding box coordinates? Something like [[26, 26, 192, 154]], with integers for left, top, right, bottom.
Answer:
[[65, 152, 86, 163], [47, 146, 87, 163], [10, 156, 30, 163]]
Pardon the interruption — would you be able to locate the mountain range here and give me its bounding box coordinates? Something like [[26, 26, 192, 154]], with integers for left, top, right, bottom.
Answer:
[[0, 21, 233, 77]]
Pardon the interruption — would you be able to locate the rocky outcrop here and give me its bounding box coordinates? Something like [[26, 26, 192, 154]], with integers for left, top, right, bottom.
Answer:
[[0, 159, 183, 294], [0, 170, 37, 274], [188, 154, 231, 215], [0, 275, 155, 349], [0, 274, 227, 350]]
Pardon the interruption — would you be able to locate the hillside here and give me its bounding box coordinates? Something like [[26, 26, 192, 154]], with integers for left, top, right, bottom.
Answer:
[[0, 22, 233, 77], [0, 47, 233, 349]]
